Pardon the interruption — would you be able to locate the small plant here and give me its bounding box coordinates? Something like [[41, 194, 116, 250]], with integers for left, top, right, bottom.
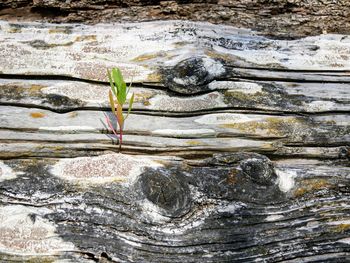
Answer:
[[105, 67, 135, 151]]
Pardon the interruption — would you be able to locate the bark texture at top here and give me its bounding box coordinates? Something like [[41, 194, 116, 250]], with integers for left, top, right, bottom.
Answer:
[[1, 0, 349, 38]]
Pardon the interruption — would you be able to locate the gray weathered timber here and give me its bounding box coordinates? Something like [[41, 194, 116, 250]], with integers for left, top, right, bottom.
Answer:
[[0, 19, 350, 262], [0, 153, 350, 262], [1, 131, 348, 160], [1, 106, 349, 146], [1, 20, 350, 93], [1, 79, 350, 113]]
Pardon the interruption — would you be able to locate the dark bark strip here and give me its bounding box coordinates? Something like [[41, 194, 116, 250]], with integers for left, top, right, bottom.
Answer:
[[1, 0, 350, 38]]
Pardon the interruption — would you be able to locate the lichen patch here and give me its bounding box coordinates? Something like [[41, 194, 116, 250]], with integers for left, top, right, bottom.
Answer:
[[294, 179, 331, 197], [209, 81, 263, 93], [51, 153, 162, 184], [148, 92, 226, 112], [194, 113, 264, 125], [306, 100, 336, 112], [195, 114, 303, 138], [0, 205, 75, 254]]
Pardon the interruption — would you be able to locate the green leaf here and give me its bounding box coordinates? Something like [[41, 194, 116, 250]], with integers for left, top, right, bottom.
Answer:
[[112, 68, 125, 93], [125, 92, 135, 120], [107, 69, 117, 97], [117, 82, 127, 105]]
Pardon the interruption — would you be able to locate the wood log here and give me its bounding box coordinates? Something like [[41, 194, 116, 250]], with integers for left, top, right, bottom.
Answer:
[[1, 153, 350, 262], [0, 0, 349, 38], [0, 19, 349, 262]]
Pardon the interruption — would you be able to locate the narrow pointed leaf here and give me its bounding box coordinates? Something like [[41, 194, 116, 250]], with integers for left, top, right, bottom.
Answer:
[[115, 103, 124, 130], [108, 90, 115, 115], [107, 69, 117, 96], [125, 92, 135, 120], [105, 115, 120, 140], [126, 81, 132, 96]]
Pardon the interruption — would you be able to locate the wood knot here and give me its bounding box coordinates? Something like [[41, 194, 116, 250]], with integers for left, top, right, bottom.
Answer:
[[165, 56, 226, 94], [239, 157, 277, 186], [339, 146, 350, 159], [138, 168, 191, 217]]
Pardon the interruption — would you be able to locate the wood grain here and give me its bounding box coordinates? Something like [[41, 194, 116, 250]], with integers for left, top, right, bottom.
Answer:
[[0, 19, 349, 262]]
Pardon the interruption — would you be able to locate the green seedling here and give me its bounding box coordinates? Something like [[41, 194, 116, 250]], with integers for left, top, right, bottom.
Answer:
[[105, 67, 135, 151]]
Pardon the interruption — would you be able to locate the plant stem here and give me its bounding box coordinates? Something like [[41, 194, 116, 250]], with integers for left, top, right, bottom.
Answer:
[[119, 128, 123, 152]]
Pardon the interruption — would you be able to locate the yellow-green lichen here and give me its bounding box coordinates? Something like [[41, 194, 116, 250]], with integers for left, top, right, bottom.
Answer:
[[29, 84, 45, 94], [143, 100, 151, 106], [134, 91, 154, 104], [224, 90, 263, 102], [294, 179, 331, 197], [132, 53, 159, 62], [75, 35, 97, 42], [205, 50, 234, 62], [69, 112, 78, 118], [48, 27, 72, 34], [7, 27, 21, 33], [333, 223, 350, 233], [146, 73, 162, 83], [186, 140, 203, 146], [220, 117, 302, 137]]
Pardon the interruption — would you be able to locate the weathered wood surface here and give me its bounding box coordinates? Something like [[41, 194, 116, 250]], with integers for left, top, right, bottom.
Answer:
[[0, 20, 350, 262], [1, 20, 350, 86], [1, 78, 350, 113], [1, 154, 350, 262]]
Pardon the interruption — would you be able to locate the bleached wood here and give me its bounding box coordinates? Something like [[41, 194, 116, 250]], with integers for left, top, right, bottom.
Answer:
[[1, 79, 349, 113], [0, 20, 350, 86]]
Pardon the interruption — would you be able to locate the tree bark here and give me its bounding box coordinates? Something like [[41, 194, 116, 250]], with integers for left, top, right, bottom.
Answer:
[[0, 0, 350, 38]]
